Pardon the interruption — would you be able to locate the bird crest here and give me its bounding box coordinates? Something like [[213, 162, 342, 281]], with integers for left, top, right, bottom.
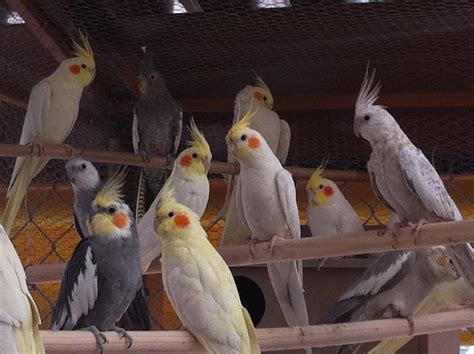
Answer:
[[355, 65, 381, 117], [307, 158, 329, 190], [187, 118, 211, 157], [94, 168, 126, 208], [227, 109, 256, 141], [72, 30, 95, 68]]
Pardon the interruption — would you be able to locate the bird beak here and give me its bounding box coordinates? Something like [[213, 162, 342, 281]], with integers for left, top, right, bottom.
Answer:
[[139, 81, 147, 94], [153, 217, 161, 232], [353, 119, 361, 138], [227, 139, 237, 156], [203, 156, 211, 172], [90, 68, 96, 81]]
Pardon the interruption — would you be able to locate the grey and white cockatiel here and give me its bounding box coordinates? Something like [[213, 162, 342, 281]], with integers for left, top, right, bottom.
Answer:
[[220, 77, 291, 247], [0, 225, 44, 354], [2, 33, 95, 233], [226, 113, 311, 353], [138, 119, 211, 272], [132, 48, 183, 221], [353, 67, 474, 290], [321, 247, 460, 354], [51, 171, 143, 351], [65, 157, 151, 331]]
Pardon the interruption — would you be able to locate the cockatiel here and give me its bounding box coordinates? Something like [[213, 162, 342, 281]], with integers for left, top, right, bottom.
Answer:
[[156, 190, 260, 354], [321, 247, 460, 354], [226, 113, 310, 353], [2, 33, 95, 233], [354, 67, 474, 289], [66, 157, 151, 330], [138, 118, 211, 272], [220, 77, 291, 247], [51, 171, 142, 351], [0, 225, 44, 354], [132, 48, 182, 221], [306, 163, 364, 237]]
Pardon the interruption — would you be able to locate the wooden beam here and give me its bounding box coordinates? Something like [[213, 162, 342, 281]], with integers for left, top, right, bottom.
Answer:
[[26, 219, 474, 284], [41, 308, 474, 352], [0, 89, 27, 108]]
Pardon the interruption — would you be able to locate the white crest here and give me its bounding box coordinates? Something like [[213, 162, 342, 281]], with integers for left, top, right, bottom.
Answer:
[[355, 65, 381, 116]]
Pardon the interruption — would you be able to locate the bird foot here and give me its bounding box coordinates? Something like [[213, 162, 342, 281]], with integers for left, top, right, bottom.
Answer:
[[166, 154, 175, 170], [268, 235, 284, 255], [31, 141, 46, 156], [249, 238, 259, 259], [113, 325, 133, 348], [140, 151, 151, 164], [317, 257, 328, 271], [60, 144, 74, 157], [80, 325, 108, 353], [407, 315, 415, 336], [410, 219, 428, 244]]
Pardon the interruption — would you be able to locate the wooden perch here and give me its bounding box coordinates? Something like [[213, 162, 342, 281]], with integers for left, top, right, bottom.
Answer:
[[26, 219, 474, 284], [42, 308, 474, 352]]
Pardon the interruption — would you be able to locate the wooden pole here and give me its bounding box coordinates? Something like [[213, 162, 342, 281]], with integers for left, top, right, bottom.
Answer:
[[41, 308, 474, 352], [26, 219, 474, 284]]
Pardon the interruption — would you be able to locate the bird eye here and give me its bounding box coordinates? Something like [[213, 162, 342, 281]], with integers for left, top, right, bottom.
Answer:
[[364, 115, 371, 121], [150, 74, 157, 80], [108, 207, 116, 214], [81, 163, 86, 170], [168, 212, 174, 217], [192, 153, 197, 158], [319, 185, 323, 189], [241, 134, 247, 141], [263, 96, 267, 101], [81, 64, 86, 69]]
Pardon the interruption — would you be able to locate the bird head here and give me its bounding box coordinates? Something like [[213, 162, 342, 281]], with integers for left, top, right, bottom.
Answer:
[[154, 189, 200, 240], [306, 160, 337, 206], [353, 67, 399, 144], [65, 157, 100, 191], [138, 48, 165, 95], [175, 118, 212, 175], [425, 246, 460, 282], [226, 111, 270, 163], [236, 76, 274, 110], [87, 169, 132, 238], [60, 31, 95, 87]]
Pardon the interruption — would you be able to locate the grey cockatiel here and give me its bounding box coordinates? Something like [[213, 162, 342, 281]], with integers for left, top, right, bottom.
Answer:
[[220, 77, 291, 247], [132, 48, 183, 221], [226, 113, 310, 354], [51, 171, 143, 351], [321, 247, 460, 354], [65, 157, 151, 331], [353, 67, 474, 290]]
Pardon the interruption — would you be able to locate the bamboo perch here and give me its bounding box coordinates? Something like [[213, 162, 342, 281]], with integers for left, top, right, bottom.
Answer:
[[41, 308, 474, 352], [26, 219, 474, 284]]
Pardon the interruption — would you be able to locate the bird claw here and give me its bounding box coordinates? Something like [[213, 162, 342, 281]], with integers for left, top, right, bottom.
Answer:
[[268, 235, 284, 255], [140, 151, 151, 164], [410, 219, 428, 245], [248, 238, 260, 259], [31, 141, 46, 156], [60, 144, 74, 157], [406, 315, 415, 336], [113, 325, 133, 348], [80, 326, 108, 353]]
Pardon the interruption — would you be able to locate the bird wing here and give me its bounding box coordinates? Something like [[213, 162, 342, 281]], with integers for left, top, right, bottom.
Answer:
[[51, 238, 99, 330], [275, 169, 300, 239], [132, 108, 140, 153], [367, 159, 396, 213], [321, 251, 416, 324], [165, 248, 245, 353], [172, 107, 183, 156], [73, 213, 87, 239], [8, 79, 51, 193], [399, 145, 462, 221], [234, 177, 252, 232], [276, 119, 291, 164]]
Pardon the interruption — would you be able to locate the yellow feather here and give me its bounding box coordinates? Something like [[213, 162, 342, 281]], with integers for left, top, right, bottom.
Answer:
[[187, 117, 211, 157], [307, 158, 329, 190], [226, 109, 256, 141], [72, 30, 95, 68], [94, 168, 126, 208]]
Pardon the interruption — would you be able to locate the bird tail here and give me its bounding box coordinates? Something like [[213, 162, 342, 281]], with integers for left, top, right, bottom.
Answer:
[[118, 284, 151, 330], [267, 261, 311, 354], [446, 244, 474, 289], [134, 169, 147, 222], [219, 185, 251, 246], [135, 168, 168, 223], [2, 157, 48, 233], [13, 293, 45, 354], [242, 307, 261, 354]]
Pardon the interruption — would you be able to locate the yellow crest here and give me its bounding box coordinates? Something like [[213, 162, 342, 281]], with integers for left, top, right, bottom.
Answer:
[[94, 168, 126, 208], [156, 188, 178, 215], [226, 109, 256, 141], [187, 117, 211, 157], [72, 30, 95, 67], [307, 158, 329, 190]]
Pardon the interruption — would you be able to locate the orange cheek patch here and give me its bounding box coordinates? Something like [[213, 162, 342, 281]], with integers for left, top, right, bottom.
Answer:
[[179, 155, 192, 167], [437, 256, 448, 266], [113, 213, 129, 229], [253, 91, 263, 101], [248, 136, 261, 149], [69, 65, 81, 74], [174, 214, 190, 228], [323, 186, 334, 197]]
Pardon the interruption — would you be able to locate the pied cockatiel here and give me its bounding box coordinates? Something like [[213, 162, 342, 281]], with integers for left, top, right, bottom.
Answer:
[[321, 247, 460, 354], [353, 67, 474, 290], [226, 113, 311, 354], [2, 33, 95, 233], [132, 48, 182, 222], [220, 77, 291, 247], [51, 171, 142, 351]]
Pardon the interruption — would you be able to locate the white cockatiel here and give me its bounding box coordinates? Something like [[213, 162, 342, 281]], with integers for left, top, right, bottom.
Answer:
[[2, 33, 95, 233], [0, 225, 44, 354], [220, 77, 291, 247], [226, 113, 310, 353], [306, 163, 364, 237], [138, 118, 211, 272], [353, 67, 474, 289]]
